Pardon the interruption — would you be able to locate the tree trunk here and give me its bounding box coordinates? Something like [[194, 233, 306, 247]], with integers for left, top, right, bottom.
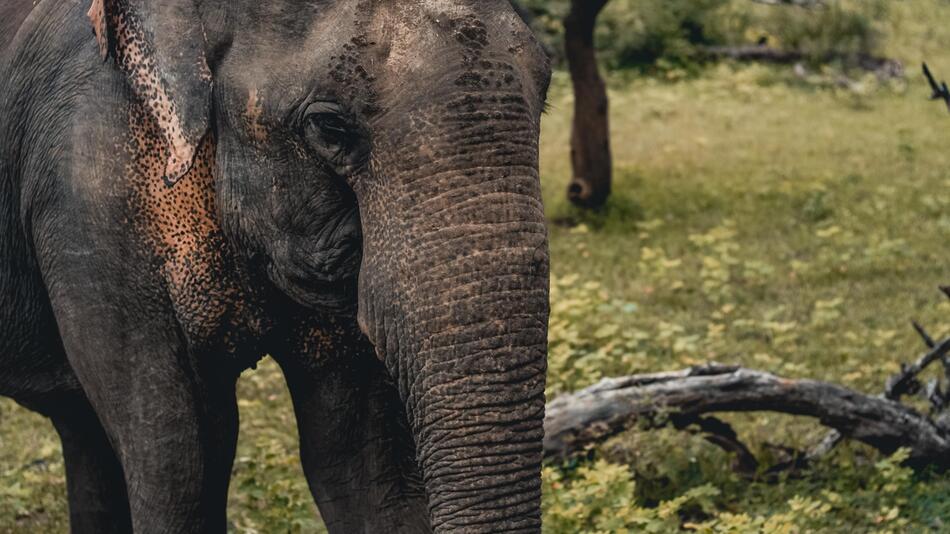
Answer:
[[564, 0, 612, 210]]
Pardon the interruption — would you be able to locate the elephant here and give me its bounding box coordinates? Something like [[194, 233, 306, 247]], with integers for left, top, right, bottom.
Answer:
[[0, 1, 551, 533]]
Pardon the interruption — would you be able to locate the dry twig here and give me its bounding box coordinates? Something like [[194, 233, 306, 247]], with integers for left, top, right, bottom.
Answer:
[[923, 63, 950, 112]]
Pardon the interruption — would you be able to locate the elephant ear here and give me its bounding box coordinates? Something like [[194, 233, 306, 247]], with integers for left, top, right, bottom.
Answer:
[[88, 0, 212, 187]]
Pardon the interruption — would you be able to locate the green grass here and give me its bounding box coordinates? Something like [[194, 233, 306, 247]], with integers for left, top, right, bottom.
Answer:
[[537, 2, 950, 528], [4, 2, 950, 531], [0, 359, 326, 534], [543, 64, 950, 389], [540, 63, 950, 529]]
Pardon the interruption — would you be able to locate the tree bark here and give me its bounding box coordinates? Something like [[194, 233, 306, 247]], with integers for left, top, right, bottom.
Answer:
[[543, 364, 950, 468], [564, 0, 612, 209]]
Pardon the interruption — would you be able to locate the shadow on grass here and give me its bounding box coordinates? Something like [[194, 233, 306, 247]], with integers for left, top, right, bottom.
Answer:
[[548, 167, 732, 233], [550, 182, 645, 231]]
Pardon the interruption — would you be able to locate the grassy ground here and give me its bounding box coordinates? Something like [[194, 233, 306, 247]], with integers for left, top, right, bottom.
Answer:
[[3, 2, 950, 531], [540, 70, 950, 533], [538, 3, 950, 530]]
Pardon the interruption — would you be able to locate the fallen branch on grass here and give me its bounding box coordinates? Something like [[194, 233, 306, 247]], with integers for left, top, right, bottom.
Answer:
[[701, 45, 904, 80], [543, 363, 950, 466], [543, 289, 950, 471], [804, 298, 950, 460]]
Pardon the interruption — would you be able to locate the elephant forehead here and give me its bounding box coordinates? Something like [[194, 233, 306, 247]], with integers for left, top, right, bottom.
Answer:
[[380, 15, 439, 77], [369, 1, 508, 73]]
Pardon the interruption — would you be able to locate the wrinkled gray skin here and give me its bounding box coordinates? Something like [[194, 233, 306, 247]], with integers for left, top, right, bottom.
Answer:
[[0, 1, 551, 533]]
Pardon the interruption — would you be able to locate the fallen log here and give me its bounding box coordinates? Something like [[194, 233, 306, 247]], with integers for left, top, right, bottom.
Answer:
[[543, 363, 950, 467], [701, 45, 904, 79], [544, 288, 950, 470]]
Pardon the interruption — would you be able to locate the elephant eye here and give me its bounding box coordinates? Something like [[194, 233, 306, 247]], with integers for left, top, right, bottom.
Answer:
[[302, 102, 360, 160], [307, 113, 352, 147]]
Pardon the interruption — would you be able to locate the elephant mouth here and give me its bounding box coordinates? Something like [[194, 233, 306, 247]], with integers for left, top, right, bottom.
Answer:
[[266, 261, 358, 313]]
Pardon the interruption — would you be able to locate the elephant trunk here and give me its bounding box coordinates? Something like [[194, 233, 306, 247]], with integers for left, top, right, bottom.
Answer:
[[355, 63, 550, 530], [411, 274, 548, 532], [357, 174, 549, 532]]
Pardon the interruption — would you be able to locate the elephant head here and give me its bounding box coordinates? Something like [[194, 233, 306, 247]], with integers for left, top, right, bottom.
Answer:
[[93, 0, 551, 530]]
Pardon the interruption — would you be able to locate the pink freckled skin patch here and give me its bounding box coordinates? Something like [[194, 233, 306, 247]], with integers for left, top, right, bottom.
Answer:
[[93, 0, 212, 187]]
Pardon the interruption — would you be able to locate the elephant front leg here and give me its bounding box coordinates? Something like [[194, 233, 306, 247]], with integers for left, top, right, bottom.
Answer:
[[53, 310, 241, 534], [45, 394, 133, 534], [85, 360, 239, 534], [274, 323, 431, 534]]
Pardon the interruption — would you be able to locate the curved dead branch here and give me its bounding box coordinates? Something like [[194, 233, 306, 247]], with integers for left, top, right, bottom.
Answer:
[[543, 364, 950, 467]]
